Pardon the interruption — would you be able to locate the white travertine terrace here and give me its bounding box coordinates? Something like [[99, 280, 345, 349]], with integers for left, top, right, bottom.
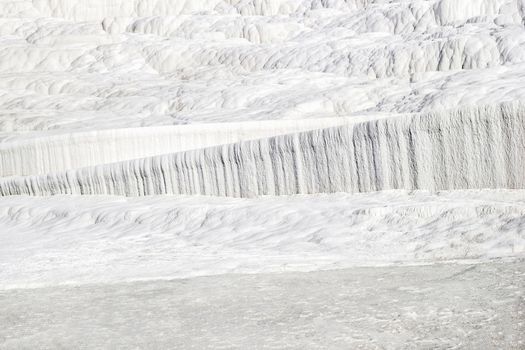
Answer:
[[0, 117, 357, 176], [1, 103, 523, 197], [2, 0, 525, 135], [0, 2, 524, 345], [2, 190, 524, 288]]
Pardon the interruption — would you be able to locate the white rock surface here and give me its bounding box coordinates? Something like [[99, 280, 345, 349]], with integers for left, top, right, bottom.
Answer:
[[1, 0, 525, 136], [1, 261, 523, 349], [1, 102, 524, 197], [0, 117, 356, 176], [1, 190, 524, 289], [1, 0, 525, 347]]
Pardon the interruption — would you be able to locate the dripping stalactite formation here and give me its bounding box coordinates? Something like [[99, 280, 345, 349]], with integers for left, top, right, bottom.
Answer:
[[1, 102, 523, 197]]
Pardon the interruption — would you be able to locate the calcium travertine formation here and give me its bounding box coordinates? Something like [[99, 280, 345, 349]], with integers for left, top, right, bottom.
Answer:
[[1, 102, 523, 197], [2, 0, 525, 135], [0, 117, 356, 177], [1, 0, 525, 302]]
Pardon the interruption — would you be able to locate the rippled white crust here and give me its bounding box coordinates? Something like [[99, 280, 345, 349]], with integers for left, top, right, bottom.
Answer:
[[5, 0, 522, 21], [1, 103, 523, 197], [1, 190, 524, 288], [2, 0, 525, 135]]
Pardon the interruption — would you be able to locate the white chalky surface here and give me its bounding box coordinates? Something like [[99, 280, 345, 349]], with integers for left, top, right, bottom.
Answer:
[[1, 261, 524, 349], [1, 190, 524, 289], [1, 0, 525, 136], [1, 0, 525, 348]]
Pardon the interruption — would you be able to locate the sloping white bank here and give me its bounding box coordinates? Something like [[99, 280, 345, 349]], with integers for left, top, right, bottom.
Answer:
[[1, 102, 523, 197], [2, 0, 525, 133], [1, 190, 523, 288], [0, 117, 353, 177]]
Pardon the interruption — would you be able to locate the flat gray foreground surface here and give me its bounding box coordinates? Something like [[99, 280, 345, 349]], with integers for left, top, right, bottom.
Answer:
[[1, 262, 524, 350]]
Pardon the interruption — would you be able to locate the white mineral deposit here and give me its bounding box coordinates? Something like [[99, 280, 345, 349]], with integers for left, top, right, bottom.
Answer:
[[0, 0, 523, 348]]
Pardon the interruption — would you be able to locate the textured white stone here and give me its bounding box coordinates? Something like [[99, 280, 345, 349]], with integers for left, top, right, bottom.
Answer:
[[1, 190, 524, 288], [1, 102, 523, 197], [1, 2, 525, 346], [0, 117, 355, 176], [2, 0, 525, 136]]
